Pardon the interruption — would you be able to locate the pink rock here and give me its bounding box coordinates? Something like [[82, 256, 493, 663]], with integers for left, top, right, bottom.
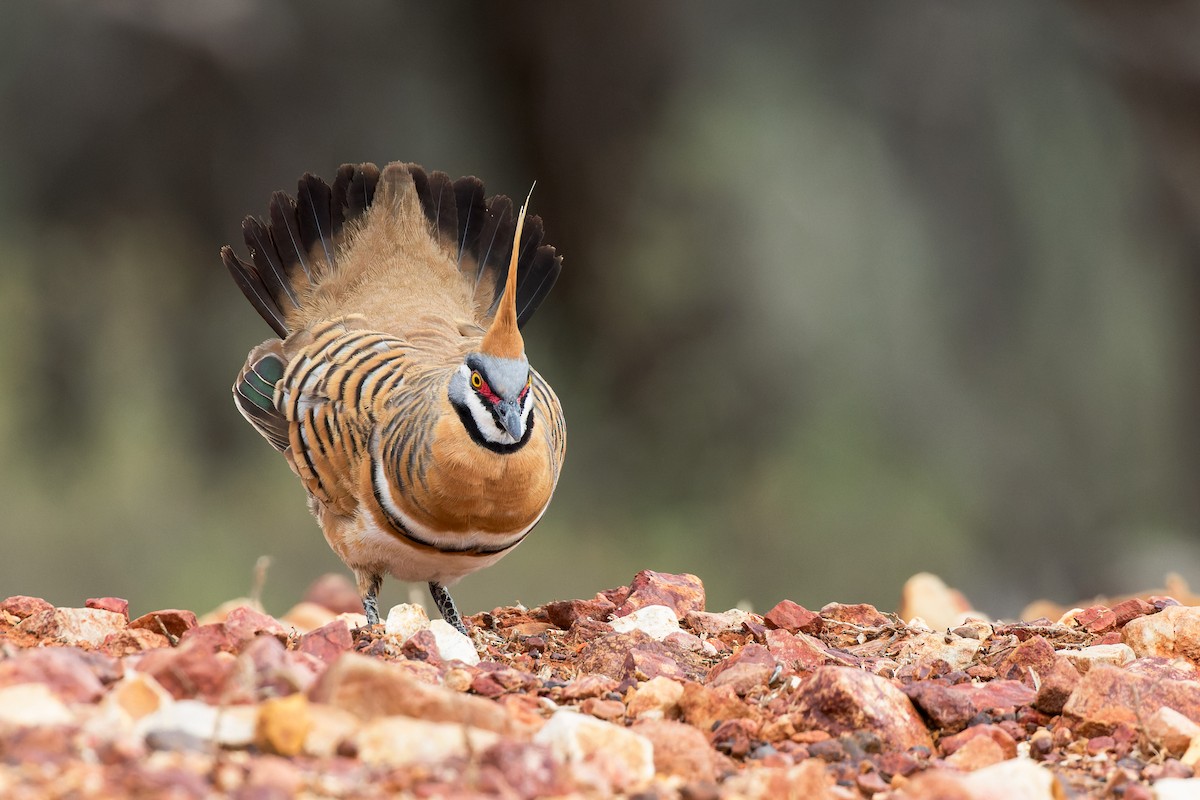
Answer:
[[298, 618, 353, 664], [765, 629, 828, 671], [129, 609, 197, 640], [18, 607, 127, 647], [560, 674, 620, 701], [0, 647, 108, 702], [615, 571, 705, 618], [1063, 662, 1200, 736], [310, 652, 511, 733], [707, 643, 778, 696], [791, 666, 932, 752], [634, 719, 721, 782], [136, 639, 236, 702], [626, 676, 685, 719], [302, 573, 364, 614], [683, 609, 758, 635], [223, 605, 288, 644], [0, 595, 54, 620], [765, 600, 823, 634], [86, 597, 129, 619], [624, 643, 689, 683], [230, 635, 319, 701], [101, 628, 172, 656], [478, 742, 568, 798]]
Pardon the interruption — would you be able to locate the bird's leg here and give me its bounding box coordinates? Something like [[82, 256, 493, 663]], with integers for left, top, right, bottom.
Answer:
[[429, 582, 468, 636], [356, 570, 384, 626]]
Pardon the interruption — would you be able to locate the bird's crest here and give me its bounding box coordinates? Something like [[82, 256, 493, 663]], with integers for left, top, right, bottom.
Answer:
[[479, 188, 532, 360]]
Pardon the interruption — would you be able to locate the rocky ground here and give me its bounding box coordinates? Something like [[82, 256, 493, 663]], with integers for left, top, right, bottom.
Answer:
[[4, 571, 1200, 798]]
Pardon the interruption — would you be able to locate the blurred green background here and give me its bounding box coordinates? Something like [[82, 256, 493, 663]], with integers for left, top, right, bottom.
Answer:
[[1, 2, 1197, 620]]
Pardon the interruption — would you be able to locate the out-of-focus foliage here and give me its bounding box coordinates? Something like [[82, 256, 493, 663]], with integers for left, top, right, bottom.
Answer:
[[1, 1, 1197, 618]]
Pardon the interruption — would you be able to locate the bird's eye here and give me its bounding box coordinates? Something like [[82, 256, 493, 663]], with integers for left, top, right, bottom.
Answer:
[[470, 371, 483, 389]]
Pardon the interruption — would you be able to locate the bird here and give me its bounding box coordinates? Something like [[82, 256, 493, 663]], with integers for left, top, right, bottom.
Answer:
[[220, 161, 566, 635]]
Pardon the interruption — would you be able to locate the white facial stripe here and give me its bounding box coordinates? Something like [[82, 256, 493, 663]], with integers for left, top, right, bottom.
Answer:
[[465, 391, 519, 445]]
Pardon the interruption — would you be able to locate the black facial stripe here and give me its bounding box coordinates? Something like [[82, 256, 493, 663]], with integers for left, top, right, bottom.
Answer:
[[452, 398, 535, 454]]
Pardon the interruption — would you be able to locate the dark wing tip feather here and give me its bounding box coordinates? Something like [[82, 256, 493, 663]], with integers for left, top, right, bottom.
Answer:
[[296, 173, 334, 268], [222, 245, 288, 337], [453, 176, 486, 264], [425, 171, 459, 246], [268, 191, 309, 280], [516, 245, 563, 328]]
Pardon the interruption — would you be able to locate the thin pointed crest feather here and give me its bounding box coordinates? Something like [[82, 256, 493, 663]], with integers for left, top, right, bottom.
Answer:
[[480, 184, 535, 359]]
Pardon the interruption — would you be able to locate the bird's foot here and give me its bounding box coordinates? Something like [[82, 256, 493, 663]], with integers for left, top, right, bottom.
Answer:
[[429, 581, 468, 636]]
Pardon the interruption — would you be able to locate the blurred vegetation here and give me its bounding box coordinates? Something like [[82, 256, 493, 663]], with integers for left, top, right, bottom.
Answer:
[[1, 2, 1197, 619]]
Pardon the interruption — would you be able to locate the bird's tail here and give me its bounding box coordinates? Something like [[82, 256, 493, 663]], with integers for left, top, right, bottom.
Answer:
[[220, 162, 562, 338]]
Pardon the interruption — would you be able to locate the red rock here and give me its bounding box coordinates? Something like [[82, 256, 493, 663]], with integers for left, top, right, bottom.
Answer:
[[0, 647, 108, 702], [129, 609, 197, 640], [678, 681, 757, 731], [310, 652, 511, 733], [708, 644, 778, 696], [764, 600, 822, 634], [543, 596, 617, 629], [634, 719, 721, 782], [710, 718, 756, 758], [939, 724, 1017, 759], [1063, 662, 1200, 736], [302, 573, 364, 615], [1111, 597, 1156, 626], [820, 603, 890, 629], [86, 597, 130, 618], [904, 679, 1035, 733], [615, 570, 705, 618], [1086, 735, 1115, 755], [792, 667, 932, 752], [765, 629, 828, 671], [298, 618, 352, 664], [178, 622, 238, 653], [995, 635, 1056, 683], [478, 742, 568, 798], [945, 735, 1007, 771], [0, 595, 54, 620], [580, 697, 626, 720], [1076, 604, 1118, 633], [1033, 656, 1080, 716]]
